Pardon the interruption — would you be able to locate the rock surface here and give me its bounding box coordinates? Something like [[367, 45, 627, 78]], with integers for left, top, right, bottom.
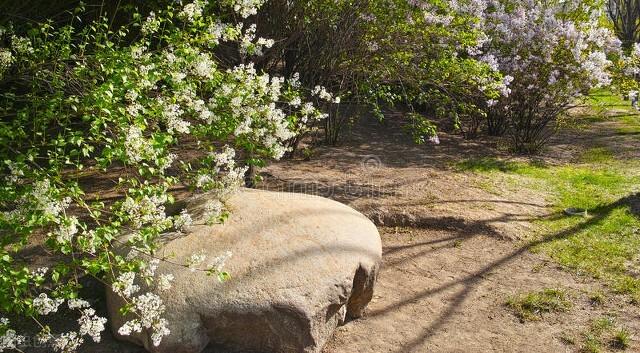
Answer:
[[106, 188, 382, 353]]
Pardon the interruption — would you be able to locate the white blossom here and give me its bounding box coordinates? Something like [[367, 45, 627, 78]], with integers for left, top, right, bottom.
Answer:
[[32, 266, 48, 277], [52, 332, 83, 353], [0, 329, 25, 352], [67, 299, 90, 310], [117, 293, 169, 347], [0, 318, 25, 352], [124, 126, 155, 163], [157, 274, 174, 291], [174, 209, 193, 231], [11, 36, 33, 54], [31, 179, 71, 219], [312, 85, 334, 102], [203, 200, 223, 222], [0, 49, 12, 70], [208, 250, 232, 273], [213, 146, 236, 168], [187, 251, 207, 270], [192, 53, 215, 79], [32, 293, 64, 316], [142, 11, 160, 34], [141, 259, 160, 278], [179, 1, 203, 22], [77, 308, 107, 343], [112, 272, 140, 298], [229, 0, 265, 18], [121, 194, 168, 229], [51, 216, 80, 245]]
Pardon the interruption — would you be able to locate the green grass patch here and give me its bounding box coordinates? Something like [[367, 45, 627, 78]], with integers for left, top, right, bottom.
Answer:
[[456, 157, 522, 173], [612, 328, 632, 350], [552, 167, 629, 210], [457, 157, 636, 209], [580, 147, 615, 164], [534, 169, 640, 301], [588, 290, 606, 306], [587, 89, 635, 112], [585, 89, 640, 134], [583, 333, 602, 353], [617, 115, 640, 135], [506, 288, 572, 321], [580, 317, 631, 352]]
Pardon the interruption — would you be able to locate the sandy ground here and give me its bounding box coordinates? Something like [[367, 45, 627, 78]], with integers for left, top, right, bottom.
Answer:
[[323, 229, 638, 353]]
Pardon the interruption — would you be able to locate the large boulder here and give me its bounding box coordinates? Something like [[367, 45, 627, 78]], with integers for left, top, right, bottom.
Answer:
[[106, 188, 382, 353]]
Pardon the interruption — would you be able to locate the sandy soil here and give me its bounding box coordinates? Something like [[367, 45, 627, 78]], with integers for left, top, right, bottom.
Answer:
[[323, 229, 638, 353]]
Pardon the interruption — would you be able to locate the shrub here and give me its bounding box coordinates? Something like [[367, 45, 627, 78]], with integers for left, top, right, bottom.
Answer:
[[0, 0, 328, 350], [481, 0, 620, 153]]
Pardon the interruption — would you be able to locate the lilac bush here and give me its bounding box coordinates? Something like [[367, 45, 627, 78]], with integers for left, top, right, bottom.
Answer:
[[480, 0, 620, 152]]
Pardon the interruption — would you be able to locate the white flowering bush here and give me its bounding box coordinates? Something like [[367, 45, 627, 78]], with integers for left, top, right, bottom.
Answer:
[[0, 0, 326, 351], [480, 0, 621, 153]]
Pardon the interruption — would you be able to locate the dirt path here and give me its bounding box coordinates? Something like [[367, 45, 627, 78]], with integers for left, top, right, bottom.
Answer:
[[259, 115, 640, 353], [324, 229, 636, 353]]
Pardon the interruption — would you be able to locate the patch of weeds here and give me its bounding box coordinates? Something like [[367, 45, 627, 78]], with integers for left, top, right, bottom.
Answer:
[[591, 317, 615, 335], [581, 317, 632, 352], [506, 288, 572, 321], [583, 333, 602, 353], [612, 328, 631, 350], [588, 291, 606, 306], [612, 276, 640, 299], [301, 147, 315, 161]]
